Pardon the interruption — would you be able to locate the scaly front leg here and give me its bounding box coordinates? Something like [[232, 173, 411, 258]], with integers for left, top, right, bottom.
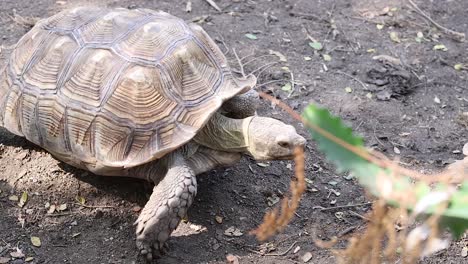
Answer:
[[134, 152, 196, 260]]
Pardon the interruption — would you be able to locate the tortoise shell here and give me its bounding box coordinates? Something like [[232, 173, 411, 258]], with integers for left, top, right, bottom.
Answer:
[[0, 7, 255, 174]]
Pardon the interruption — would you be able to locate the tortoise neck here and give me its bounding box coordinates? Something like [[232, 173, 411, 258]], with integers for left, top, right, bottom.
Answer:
[[194, 113, 252, 152]]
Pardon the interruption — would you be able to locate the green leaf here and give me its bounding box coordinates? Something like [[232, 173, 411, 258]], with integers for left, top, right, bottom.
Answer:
[[454, 64, 464, 71], [31, 236, 41, 247], [323, 54, 332, 61], [281, 83, 292, 91], [18, 191, 28, 208], [245, 33, 257, 40], [309, 41, 323, 50], [75, 196, 86, 205], [389, 32, 400, 43], [433, 44, 448, 51], [301, 103, 468, 239]]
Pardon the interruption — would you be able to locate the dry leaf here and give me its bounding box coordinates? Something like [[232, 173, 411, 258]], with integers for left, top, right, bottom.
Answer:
[[269, 50, 287, 62], [0, 257, 10, 264], [294, 245, 301, 253], [302, 252, 313, 262], [372, 54, 401, 65], [224, 226, 243, 237], [58, 203, 67, 211], [215, 215, 223, 224], [31, 236, 41, 247], [47, 204, 56, 214], [10, 249, 24, 259]]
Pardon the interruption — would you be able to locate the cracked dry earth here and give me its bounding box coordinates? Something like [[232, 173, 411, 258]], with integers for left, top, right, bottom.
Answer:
[[1, 0, 468, 263]]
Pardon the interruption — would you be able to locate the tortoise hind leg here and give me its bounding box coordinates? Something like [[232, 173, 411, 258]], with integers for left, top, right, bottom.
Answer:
[[134, 152, 196, 260]]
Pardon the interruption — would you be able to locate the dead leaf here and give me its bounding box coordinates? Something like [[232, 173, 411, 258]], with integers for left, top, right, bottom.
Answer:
[[215, 215, 223, 224], [461, 246, 468, 257], [294, 245, 301, 253], [302, 252, 313, 262], [58, 203, 67, 211], [25, 257, 34, 262], [8, 195, 19, 201], [47, 204, 56, 214], [224, 226, 243, 237], [10, 249, 24, 259], [31, 236, 41, 247], [268, 50, 287, 62], [463, 143, 468, 156], [394, 146, 400, 154], [434, 96, 441, 104], [0, 257, 9, 264], [372, 54, 401, 65]]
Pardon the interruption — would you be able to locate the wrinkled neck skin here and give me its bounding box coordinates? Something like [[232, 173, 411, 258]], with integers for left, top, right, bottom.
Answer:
[[194, 113, 252, 153]]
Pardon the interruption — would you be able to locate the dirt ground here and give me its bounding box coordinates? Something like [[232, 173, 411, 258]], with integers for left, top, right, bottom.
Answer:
[[0, 0, 467, 263]]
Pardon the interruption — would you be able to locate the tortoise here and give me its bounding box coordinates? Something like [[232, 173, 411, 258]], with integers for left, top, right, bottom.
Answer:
[[0, 7, 306, 259]]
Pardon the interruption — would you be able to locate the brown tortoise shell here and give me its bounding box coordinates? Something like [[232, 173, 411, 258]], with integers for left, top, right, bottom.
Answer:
[[0, 7, 255, 174]]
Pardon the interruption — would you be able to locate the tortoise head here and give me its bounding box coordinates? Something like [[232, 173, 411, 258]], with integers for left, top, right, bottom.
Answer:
[[245, 116, 306, 160]]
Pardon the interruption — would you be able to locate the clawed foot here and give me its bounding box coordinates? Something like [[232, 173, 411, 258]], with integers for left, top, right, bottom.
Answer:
[[136, 238, 169, 261], [134, 156, 197, 261]]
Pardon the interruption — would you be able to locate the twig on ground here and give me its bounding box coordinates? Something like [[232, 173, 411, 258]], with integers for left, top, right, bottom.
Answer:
[[265, 241, 299, 256], [204, 0, 222, 12], [314, 202, 373, 211], [242, 54, 278, 67], [288, 71, 295, 98], [46, 212, 74, 217], [9, 11, 38, 28], [256, 79, 304, 89], [73, 203, 116, 209], [250, 62, 280, 79], [338, 226, 358, 237], [407, 0, 465, 42], [348, 210, 370, 221], [233, 48, 246, 78], [333, 70, 367, 90]]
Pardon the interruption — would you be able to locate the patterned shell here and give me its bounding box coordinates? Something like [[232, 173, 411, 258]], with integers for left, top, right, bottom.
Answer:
[[0, 7, 255, 174]]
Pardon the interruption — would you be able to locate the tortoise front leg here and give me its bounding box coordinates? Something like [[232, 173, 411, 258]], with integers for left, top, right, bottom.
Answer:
[[221, 89, 260, 119], [187, 147, 242, 175], [134, 152, 196, 260]]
